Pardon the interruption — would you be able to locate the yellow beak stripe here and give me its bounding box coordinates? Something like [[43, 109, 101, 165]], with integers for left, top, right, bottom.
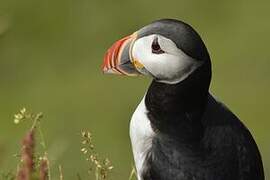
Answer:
[[133, 59, 144, 69]]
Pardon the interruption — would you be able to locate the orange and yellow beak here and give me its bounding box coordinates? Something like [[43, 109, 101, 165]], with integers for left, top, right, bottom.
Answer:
[[102, 33, 143, 76]]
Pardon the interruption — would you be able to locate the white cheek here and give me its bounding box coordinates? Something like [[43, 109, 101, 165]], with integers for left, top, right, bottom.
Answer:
[[132, 36, 152, 65], [132, 35, 202, 84], [146, 53, 198, 82]]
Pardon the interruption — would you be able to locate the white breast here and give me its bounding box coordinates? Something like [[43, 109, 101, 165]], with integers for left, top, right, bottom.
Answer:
[[130, 96, 155, 180]]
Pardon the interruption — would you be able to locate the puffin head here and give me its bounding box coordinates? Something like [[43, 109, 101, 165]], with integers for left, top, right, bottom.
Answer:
[[102, 19, 211, 84]]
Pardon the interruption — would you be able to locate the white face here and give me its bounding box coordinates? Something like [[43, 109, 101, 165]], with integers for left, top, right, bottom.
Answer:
[[131, 34, 203, 84]]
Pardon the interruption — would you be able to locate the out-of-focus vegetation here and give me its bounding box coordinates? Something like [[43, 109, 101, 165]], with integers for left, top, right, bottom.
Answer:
[[9, 108, 117, 180], [0, 0, 269, 179]]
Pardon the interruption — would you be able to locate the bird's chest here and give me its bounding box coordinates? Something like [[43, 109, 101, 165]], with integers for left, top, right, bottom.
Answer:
[[129, 96, 155, 180]]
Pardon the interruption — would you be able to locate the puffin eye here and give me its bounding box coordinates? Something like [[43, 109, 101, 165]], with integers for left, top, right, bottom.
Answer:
[[152, 37, 165, 54]]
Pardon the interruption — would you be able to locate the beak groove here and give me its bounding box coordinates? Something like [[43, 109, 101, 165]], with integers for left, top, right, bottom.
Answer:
[[102, 33, 141, 76]]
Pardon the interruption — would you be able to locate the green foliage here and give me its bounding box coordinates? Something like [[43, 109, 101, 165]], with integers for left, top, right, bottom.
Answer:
[[80, 130, 113, 180], [0, 172, 15, 180], [1, 108, 136, 180]]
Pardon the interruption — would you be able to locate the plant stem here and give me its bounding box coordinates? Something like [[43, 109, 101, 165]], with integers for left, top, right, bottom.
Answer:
[[128, 166, 137, 180]]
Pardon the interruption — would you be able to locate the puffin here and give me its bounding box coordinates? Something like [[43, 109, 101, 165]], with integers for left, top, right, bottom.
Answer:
[[102, 19, 265, 180]]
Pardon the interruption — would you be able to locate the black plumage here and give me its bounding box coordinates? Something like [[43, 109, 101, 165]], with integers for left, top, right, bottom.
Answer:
[[143, 81, 264, 180], [103, 18, 265, 180], [140, 19, 264, 180]]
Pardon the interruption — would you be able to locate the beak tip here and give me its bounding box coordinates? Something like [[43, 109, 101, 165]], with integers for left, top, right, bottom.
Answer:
[[101, 57, 109, 73], [102, 66, 107, 72]]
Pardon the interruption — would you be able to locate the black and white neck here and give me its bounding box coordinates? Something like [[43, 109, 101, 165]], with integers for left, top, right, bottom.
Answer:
[[145, 60, 211, 143], [130, 61, 211, 179]]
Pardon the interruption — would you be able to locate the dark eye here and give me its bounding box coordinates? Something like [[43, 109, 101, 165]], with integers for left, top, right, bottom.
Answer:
[[152, 37, 165, 54]]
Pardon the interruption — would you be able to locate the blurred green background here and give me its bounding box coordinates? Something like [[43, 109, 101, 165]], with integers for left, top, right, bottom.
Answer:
[[0, 0, 269, 179]]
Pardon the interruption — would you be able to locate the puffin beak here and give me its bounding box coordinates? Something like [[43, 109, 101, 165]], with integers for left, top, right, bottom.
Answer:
[[102, 33, 143, 76]]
